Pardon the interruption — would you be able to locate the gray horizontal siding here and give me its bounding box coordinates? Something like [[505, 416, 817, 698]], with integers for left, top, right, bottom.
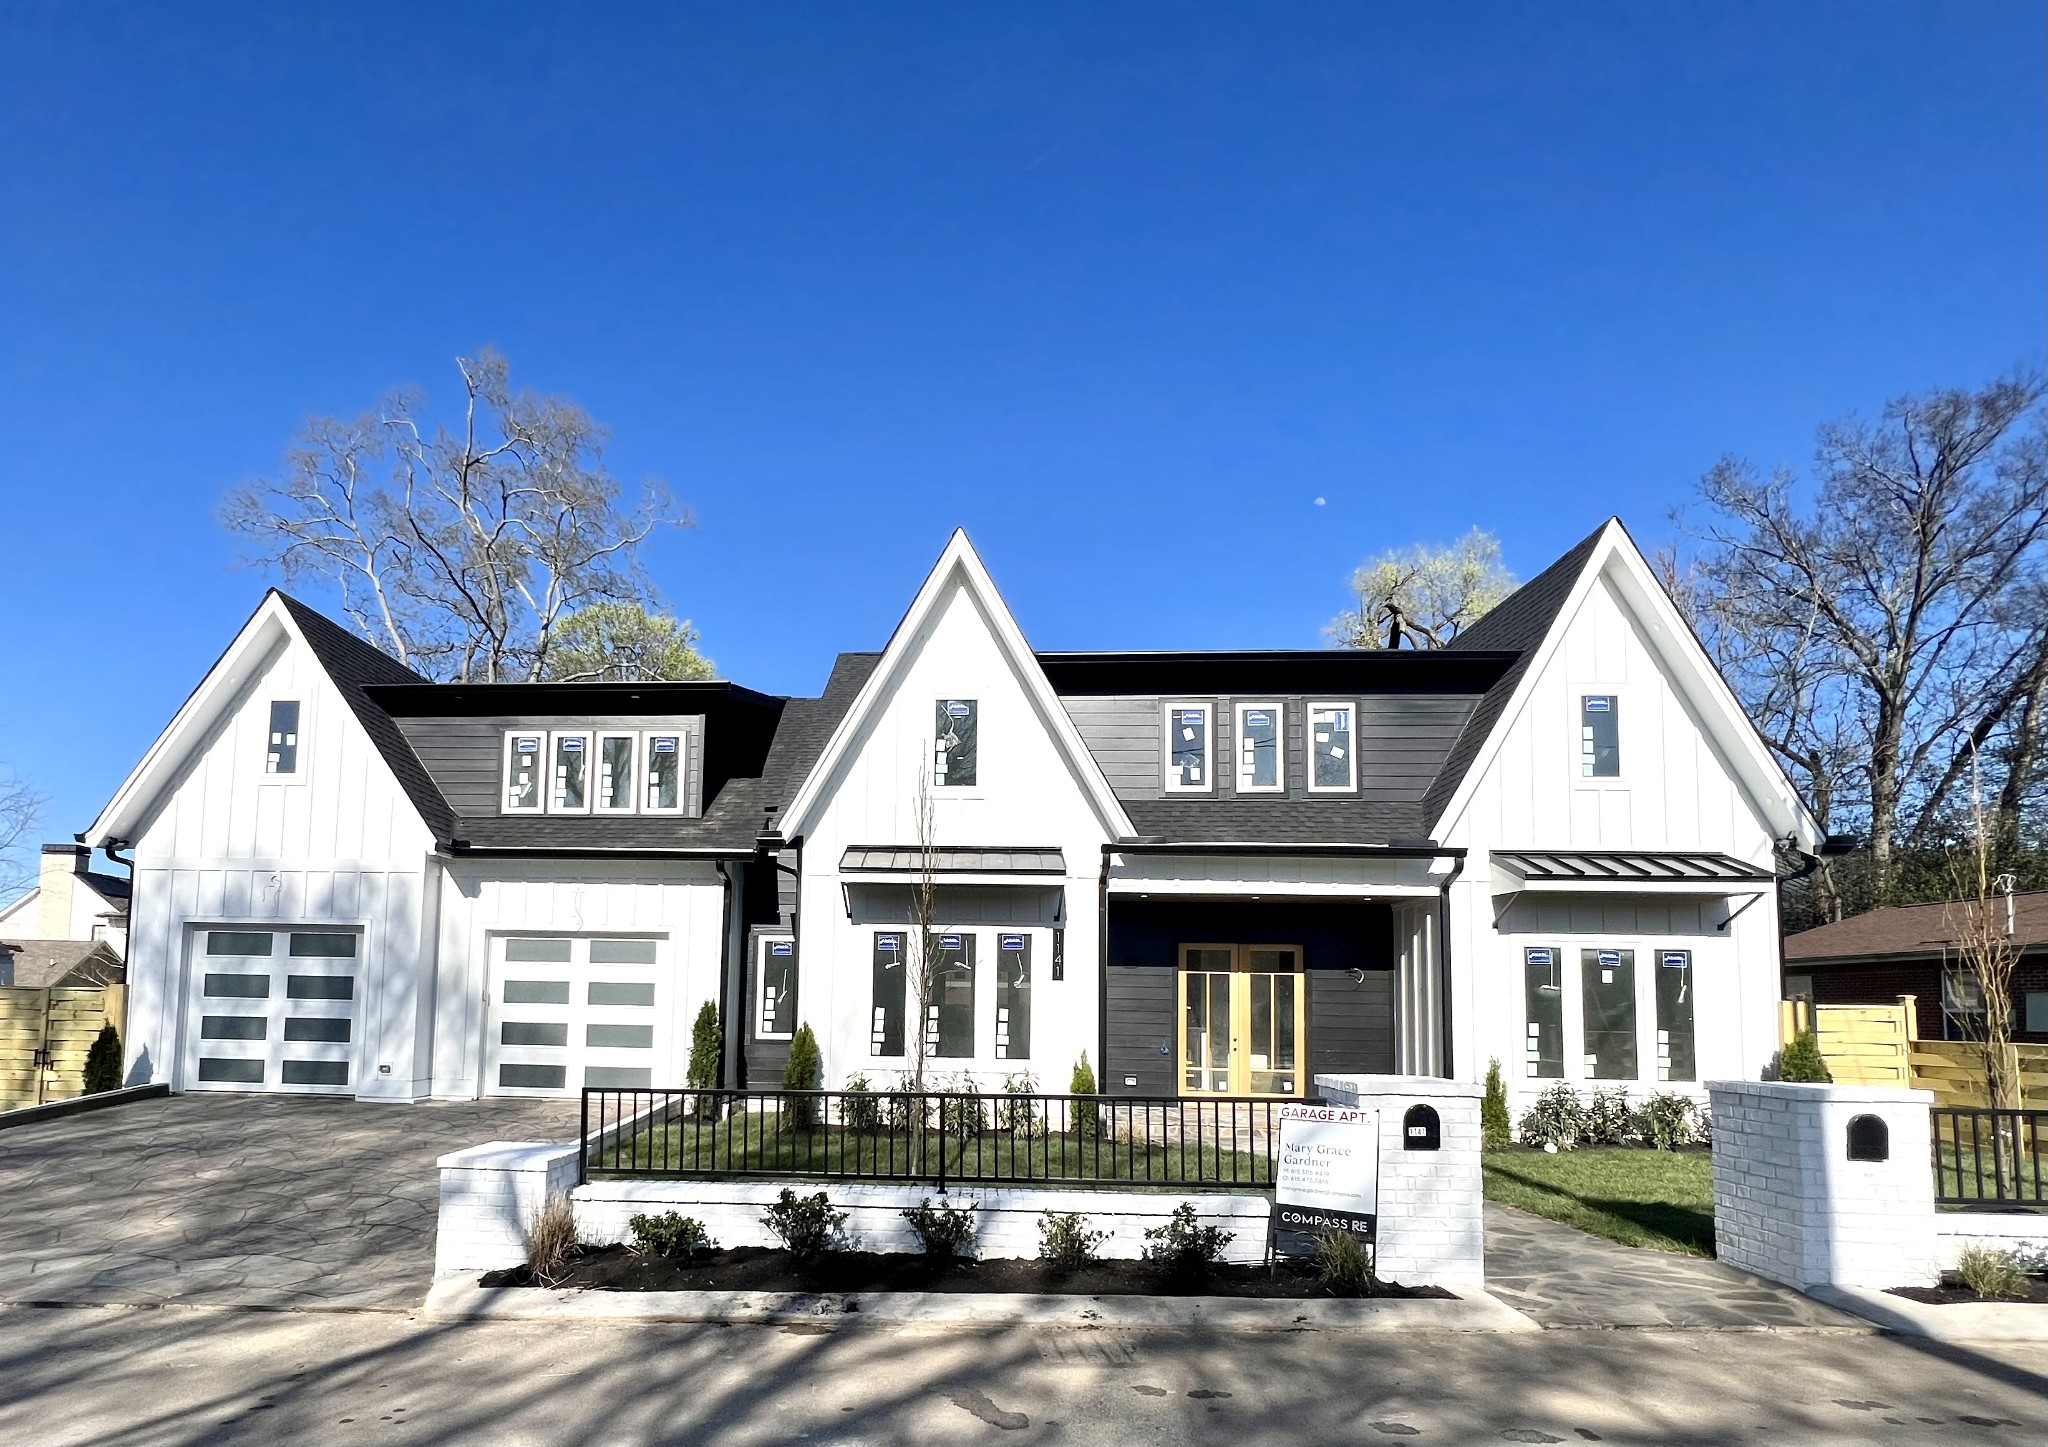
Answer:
[[1308, 969, 1396, 1077], [1103, 964, 1176, 1096], [1061, 694, 1479, 807]]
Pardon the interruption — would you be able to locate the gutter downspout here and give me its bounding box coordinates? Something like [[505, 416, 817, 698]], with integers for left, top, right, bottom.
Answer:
[[714, 860, 739, 1089], [1436, 852, 1466, 1080], [1098, 844, 1112, 1094], [98, 838, 137, 1085]]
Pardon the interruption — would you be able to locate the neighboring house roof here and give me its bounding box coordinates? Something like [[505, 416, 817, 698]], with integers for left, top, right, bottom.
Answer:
[[1784, 892, 2048, 964], [0, 938, 126, 989]]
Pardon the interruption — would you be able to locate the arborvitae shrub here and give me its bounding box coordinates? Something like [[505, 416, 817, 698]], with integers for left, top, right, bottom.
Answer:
[[1481, 1058, 1511, 1152], [82, 1023, 122, 1095]]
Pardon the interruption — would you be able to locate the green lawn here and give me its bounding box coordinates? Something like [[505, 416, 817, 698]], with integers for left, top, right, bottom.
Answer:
[[1483, 1147, 1716, 1256], [590, 1109, 1273, 1189]]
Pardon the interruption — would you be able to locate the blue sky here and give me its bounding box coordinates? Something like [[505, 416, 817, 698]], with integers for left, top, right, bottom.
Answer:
[[0, 4, 2042, 854]]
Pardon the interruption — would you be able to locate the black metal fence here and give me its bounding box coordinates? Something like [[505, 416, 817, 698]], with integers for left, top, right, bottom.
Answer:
[[1930, 1107, 2047, 1207], [579, 1087, 1285, 1190]]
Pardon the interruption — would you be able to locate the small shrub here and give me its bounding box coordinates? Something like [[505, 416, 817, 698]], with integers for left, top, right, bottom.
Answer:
[[999, 1071, 1043, 1135], [1776, 1029, 1832, 1084], [1635, 1093, 1705, 1151], [1037, 1211, 1109, 1273], [1955, 1246, 2030, 1301], [902, 1196, 978, 1259], [686, 1001, 721, 1118], [1584, 1088, 1634, 1146], [525, 1191, 579, 1286], [628, 1211, 716, 1258], [1313, 1228, 1375, 1297], [1481, 1058, 1511, 1153], [1142, 1203, 1233, 1281], [82, 1023, 123, 1095], [783, 1024, 822, 1127], [940, 1074, 987, 1137], [761, 1188, 846, 1260], [883, 1083, 923, 1132], [1518, 1083, 1590, 1151], [842, 1072, 883, 1131], [1070, 1052, 1099, 1139]]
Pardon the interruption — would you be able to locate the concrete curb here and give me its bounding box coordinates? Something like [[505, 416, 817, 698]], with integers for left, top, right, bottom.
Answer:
[[421, 1275, 1541, 1332], [1807, 1284, 2048, 1343], [0, 1083, 169, 1133]]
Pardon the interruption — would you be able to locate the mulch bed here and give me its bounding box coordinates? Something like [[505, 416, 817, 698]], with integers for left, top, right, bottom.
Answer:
[[481, 1244, 1453, 1300], [1890, 1274, 2048, 1306]]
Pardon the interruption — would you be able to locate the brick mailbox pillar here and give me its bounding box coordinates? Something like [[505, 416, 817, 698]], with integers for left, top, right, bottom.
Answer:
[[1706, 1080, 1938, 1290]]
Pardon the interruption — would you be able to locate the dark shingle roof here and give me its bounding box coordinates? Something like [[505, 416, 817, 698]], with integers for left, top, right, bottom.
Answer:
[[275, 595, 455, 845], [1419, 521, 1610, 830], [0, 938, 125, 988], [1123, 799, 1431, 847]]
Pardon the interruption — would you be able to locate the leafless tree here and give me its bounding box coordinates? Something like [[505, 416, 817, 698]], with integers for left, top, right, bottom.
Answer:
[[1327, 528, 1517, 649], [906, 765, 939, 1093], [222, 348, 691, 682], [1673, 371, 2047, 913], [1944, 752, 2023, 1115], [0, 767, 44, 904]]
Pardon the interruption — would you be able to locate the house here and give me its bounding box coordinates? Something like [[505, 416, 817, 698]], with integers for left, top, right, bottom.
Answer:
[[0, 938, 124, 989], [0, 843, 131, 955], [1783, 892, 2048, 1045], [84, 519, 1821, 1106]]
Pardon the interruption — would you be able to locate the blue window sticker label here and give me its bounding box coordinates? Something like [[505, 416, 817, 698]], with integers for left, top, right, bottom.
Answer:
[[938, 934, 963, 950], [652, 737, 677, 753], [769, 940, 794, 956], [1598, 950, 1622, 966], [561, 737, 583, 751], [877, 934, 901, 952], [1525, 948, 1553, 965], [517, 737, 540, 752], [1585, 696, 1612, 712], [945, 701, 971, 718], [1000, 934, 1025, 951], [1247, 711, 1268, 725], [1661, 951, 1689, 968]]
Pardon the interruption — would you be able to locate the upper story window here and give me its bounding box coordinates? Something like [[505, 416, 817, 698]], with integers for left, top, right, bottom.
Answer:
[[1236, 703, 1282, 793], [266, 701, 301, 774], [1580, 695, 1619, 777], [1308, 702, 1355, 792], [504, 727, 690, 816], [503, 732, 545, 813], [934, 699, 977, 787], [1165, 703, 1211, 792]]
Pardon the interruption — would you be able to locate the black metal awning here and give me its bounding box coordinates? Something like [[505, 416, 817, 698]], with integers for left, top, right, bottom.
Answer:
[[840, 846, 1065, 875], [1491, 849, 1775, 887]]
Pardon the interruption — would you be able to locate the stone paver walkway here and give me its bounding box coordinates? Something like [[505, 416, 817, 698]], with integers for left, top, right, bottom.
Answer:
[[1483, 1201, 1863, 1329], [0, 1092, 577, 1309]]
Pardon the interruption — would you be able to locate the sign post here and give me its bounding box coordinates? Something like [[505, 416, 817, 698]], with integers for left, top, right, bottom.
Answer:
[[1271, 1102, 1379, 1256]]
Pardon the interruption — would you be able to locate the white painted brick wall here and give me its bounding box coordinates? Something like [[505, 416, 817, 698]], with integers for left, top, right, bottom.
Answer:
[[1707, 1080, 1939, 1290], [1935, 1213, 2048, 1272], [573, 1181, 1272, 1264], [434, 1140, 581, 1275], [1315, 1073, 1486, 1292]]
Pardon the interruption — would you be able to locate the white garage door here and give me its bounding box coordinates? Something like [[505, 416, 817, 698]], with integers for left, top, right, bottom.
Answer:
[[187, 927, 359, 1094], [487, 935, 667, 1096]]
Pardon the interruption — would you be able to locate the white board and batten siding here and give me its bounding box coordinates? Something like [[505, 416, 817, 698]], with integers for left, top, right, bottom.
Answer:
[[1439, 565, 1786, 1102], [123, 630, 437, 1100], [796, 572, 1115, 1092]]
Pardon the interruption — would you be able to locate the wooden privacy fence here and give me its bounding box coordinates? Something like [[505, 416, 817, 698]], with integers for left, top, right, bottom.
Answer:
[[0, 984, 125, 1112], [1780, 995, 2046, 1108]]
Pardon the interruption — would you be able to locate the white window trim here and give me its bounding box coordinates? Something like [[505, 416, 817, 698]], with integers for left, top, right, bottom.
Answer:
[[756, 933, 797, 1041], [262, 698, 311, 785], [501, 730, 547, 815], [547, 730, 595, 815], [1305, 700, 1357, 794], [1162, 701, 1214, 795], [641, 729, 687, 815], [1234, 700, 1285, 794], [1575, 689, 1626, 783], [592, 731, 640, 815]]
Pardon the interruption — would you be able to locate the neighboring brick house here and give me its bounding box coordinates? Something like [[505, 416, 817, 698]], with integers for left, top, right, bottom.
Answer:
[[1782, 892, 2048, 1045]]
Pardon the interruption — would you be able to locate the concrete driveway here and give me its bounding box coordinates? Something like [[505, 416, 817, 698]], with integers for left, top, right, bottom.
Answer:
[[0, 1092, 578, 1310]]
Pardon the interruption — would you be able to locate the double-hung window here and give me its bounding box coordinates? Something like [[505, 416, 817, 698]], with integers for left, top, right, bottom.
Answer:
[[1236, 703, 1283, 793], [934, 700, 978, 787], [503, 732, 546, 813], [594, 732, 638, 814], [1580, 695, 1620, 777], [1165, 703, 1212, 792], [1308, 702, 1356, 792]]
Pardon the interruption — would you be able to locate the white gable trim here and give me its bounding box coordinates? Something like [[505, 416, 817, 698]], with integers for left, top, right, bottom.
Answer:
[[781, 530, 1133, 841], [1435, 520, 1823, 852], [85, 592, 431, 847]]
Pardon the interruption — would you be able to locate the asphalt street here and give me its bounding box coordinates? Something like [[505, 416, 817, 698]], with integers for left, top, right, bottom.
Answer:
[[2, 1303, 2043, 1447]]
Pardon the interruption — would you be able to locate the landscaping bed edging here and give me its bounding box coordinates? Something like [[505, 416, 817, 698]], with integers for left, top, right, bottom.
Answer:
[[1809, 1283, 2048, 1343]]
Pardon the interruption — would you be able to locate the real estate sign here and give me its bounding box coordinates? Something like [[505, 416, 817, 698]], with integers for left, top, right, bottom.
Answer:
[[1271, 1102, 1379, 1254]]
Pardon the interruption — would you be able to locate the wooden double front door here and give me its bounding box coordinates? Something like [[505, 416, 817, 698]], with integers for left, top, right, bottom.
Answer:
[[1177, 944, 1305, 1097]]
